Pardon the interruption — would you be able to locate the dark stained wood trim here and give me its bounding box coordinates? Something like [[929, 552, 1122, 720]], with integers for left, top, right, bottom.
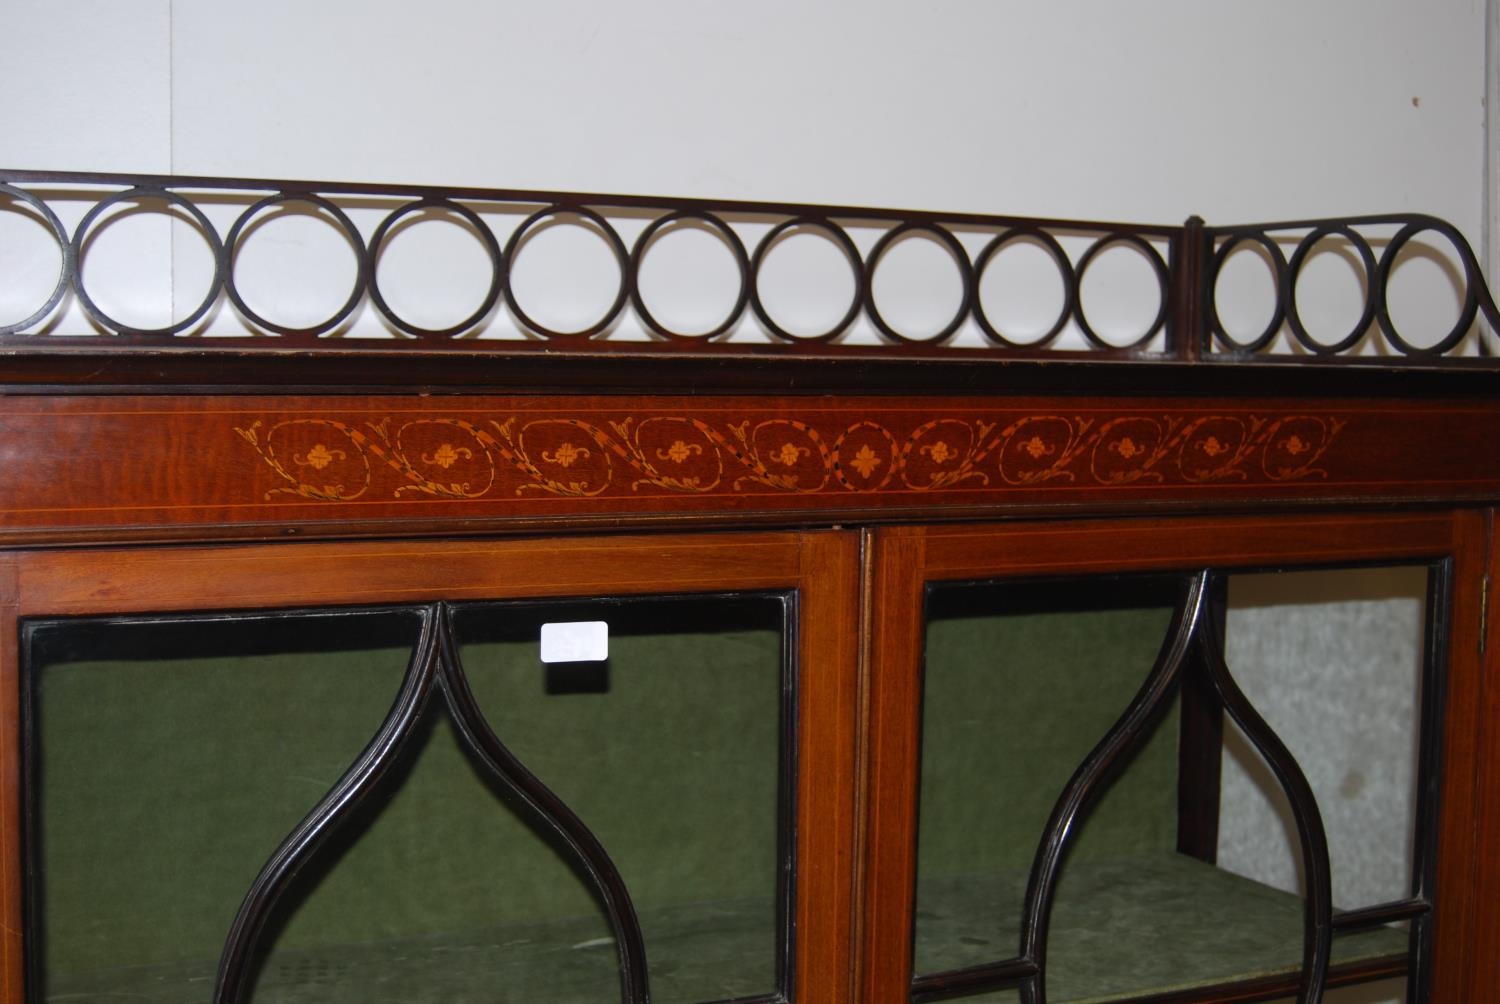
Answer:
[[6, 345, 1500, 399], [1176, 576, 1227, 863], [0, 556, 18, 1004]]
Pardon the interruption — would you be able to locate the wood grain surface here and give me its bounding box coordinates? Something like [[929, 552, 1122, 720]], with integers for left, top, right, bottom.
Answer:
[[3, 393, 1499, 543]]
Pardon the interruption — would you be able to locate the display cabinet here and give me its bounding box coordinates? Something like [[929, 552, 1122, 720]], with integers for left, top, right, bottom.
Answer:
[[1, 171, 1499, 1004]]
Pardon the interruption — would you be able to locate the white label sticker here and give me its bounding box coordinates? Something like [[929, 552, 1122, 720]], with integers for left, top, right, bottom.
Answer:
[[539, 621, 609, 663]]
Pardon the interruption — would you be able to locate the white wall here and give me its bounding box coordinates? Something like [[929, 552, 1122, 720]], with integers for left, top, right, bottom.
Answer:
[[7, 1, 1486, 227]]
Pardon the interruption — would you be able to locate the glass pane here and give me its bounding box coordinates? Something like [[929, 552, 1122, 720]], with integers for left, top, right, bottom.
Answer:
[[28, 592, 790, 1004], [452, 593, 789, 1004], [1220, 566, 1428, 910], [911, 569, 1422, 1003], [247, 706, 623, 1004], [913, 576, 1180, 983], [26, 608, 422, 1003]]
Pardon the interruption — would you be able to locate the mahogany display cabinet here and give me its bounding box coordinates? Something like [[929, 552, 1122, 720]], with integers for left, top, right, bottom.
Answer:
[[1, 171, 1499, 1004]]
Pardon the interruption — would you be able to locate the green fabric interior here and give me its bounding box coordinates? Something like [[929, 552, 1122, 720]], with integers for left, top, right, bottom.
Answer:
[[30, 597, 785, 1004], [32, 611, 419, 978], [913, 577, 1409, 1001], [915, 578, 1183, 978]]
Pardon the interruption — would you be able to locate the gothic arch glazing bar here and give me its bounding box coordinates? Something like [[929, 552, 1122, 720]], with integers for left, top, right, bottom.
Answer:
[[1015, 571, 1210, 1004], [212, 602, 653, 1004], [212, 607, 443, 1003], [1197, 596, 1334, 1004], [436, 602, 652, 1004]]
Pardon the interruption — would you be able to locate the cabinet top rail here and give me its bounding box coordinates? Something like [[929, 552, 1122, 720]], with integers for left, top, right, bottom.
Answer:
[[2, 169, 1498, 381]]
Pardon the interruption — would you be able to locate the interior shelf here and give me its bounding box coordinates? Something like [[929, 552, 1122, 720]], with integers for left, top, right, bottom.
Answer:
[[915, 851, 1409, 1002], [43, 851, 1407, 1004], [43, 895, 776, 1004]]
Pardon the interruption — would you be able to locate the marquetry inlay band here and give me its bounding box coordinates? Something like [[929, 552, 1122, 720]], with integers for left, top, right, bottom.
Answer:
[[234, 411, 1346, 503], [5, 394, 1496, 540]]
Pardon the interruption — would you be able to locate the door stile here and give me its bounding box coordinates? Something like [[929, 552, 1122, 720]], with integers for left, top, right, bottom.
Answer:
[[858, 527, 927, 1004], [795, 531, 863, 1004]]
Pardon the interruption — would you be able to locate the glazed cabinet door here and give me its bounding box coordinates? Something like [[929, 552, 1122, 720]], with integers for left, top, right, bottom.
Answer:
[[860, 513, 1487, 1004], [0, 531, 860, 1004]]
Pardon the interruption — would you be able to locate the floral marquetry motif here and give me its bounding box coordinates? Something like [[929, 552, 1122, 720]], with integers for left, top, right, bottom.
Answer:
[[424, 444, 471, 470], [848, 445, 884, 480], [298, 444, 342, 471], [660, 440, 702, 465], [237, 421, 374, 502]]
